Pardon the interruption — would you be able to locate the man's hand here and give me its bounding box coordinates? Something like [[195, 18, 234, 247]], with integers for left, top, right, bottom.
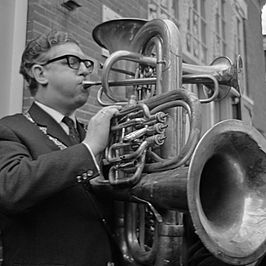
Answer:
[[83, 105, 121, 156]]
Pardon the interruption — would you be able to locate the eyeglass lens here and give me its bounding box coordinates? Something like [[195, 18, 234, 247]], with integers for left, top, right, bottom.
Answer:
[[67, 56, 93, 71]]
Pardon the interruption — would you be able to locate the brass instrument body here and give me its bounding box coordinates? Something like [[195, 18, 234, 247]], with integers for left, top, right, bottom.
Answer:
[[91, 167, 188, 211], [87, 16, 266, 266]]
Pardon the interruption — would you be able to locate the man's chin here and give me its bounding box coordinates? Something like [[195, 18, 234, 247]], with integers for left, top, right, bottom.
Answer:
[[75, 96, 89, 109]]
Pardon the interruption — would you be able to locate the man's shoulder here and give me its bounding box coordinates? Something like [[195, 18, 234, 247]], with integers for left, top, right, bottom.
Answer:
[[0, 113, 27, 126], [0, 113, 24, 120], [0, 113, 35, 134]]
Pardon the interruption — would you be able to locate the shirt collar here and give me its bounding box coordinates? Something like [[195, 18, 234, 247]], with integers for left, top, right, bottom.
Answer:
[[34, 101, 77, 126]]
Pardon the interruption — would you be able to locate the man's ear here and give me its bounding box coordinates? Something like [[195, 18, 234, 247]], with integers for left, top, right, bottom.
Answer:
[[31, 64, 48, 85]]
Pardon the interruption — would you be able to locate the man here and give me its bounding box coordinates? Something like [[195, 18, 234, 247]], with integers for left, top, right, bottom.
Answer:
[[0, 30, 120, 265]]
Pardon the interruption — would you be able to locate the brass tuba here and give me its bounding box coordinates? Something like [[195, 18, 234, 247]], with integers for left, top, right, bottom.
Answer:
[[87, 18, 266, 266]]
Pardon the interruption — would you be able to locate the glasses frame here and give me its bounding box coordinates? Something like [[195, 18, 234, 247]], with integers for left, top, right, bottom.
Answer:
[[41, 54, 94, 72]]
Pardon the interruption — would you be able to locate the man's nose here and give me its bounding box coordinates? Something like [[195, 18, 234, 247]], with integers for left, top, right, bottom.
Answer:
[[79, 62, 90, 76]]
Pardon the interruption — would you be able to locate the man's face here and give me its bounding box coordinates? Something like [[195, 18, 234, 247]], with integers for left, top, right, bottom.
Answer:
[[37, 42, 92, 115]]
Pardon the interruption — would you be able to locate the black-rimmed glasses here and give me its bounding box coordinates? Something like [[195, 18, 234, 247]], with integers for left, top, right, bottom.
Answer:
[[42, 54, 94, 72]]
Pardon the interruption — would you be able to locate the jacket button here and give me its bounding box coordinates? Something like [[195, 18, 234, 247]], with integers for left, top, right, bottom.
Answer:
[[82, 173, 88, 180], [87, 170, 94, 177], [76, 175, 82, 182]]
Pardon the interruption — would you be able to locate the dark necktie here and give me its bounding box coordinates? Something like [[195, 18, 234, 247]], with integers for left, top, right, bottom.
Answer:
[[62, 116, 80, 145]]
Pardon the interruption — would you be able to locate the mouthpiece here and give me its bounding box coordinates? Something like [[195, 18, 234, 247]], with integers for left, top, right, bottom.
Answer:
[[82, 80, 102, 89]]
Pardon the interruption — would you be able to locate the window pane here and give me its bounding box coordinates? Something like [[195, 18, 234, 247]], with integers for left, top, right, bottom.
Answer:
[[216, 13, 220, 33], [201, 45, 207, 62], [193, 0, 198, 10], [193, 39, 200, 57], [193, 12, 199, 36], [222, 20, 226, 39], [201, 20, 206, 43], [201, 0, 206, 18], [187, 7, 192, 31], [213, 0, 227, 56], [172, 0, 179, 20], [222, 42, 226, 55], [221, 0, 226, 18], [186, 33, 192, 52], [185, 0, 207, 61]]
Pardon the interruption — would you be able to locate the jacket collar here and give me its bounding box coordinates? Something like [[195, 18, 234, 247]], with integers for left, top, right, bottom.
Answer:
[[28, 102, 86, 147]]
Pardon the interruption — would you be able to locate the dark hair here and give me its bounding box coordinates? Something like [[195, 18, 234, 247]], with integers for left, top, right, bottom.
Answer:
[[20, 30, 79, 96]]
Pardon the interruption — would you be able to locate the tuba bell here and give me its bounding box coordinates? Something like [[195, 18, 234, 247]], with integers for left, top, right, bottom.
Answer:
[[87, 17, 266, 266], [187, 119, 266, 265]]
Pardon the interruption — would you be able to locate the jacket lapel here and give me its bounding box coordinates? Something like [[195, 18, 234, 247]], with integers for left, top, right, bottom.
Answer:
[[28, 102, 73, 147]]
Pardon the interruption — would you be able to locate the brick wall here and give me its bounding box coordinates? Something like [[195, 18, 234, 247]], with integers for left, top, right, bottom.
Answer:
[[23, 0, 148, 123]]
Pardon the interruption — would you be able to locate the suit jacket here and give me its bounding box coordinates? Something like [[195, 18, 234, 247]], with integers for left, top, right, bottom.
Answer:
[[0, 103, 113, 266]]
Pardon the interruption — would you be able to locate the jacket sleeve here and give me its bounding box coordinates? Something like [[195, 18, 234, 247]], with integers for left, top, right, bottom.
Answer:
[[0, 123, 99, 214]]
